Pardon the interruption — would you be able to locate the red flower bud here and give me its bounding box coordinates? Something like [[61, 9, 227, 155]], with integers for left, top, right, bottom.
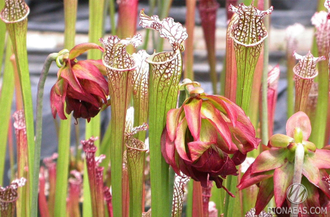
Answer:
[[161, 88, 259, 194]]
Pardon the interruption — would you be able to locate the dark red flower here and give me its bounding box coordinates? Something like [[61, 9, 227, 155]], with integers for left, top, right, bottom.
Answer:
[[161, 83, 260, 194], [50, 43, 109, 122]]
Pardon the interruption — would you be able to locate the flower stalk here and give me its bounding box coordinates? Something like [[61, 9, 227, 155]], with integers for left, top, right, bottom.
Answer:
[[202, 181, 213, 217], [54, 0, 77, 216], [33, 52, 59, 217], [290, 142, 304, 217], [139, 10, 188, 216], [85, 0, 106, 214]]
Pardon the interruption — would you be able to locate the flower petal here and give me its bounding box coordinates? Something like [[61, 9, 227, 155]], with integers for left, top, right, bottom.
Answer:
[[69, 42, 104, 60], [187, 141, 213, 162], [309, 149, 330, 169], [174, 118, 191, 162], [166, 108, 183, 142], [60, 65, 84, 93], [161, 127, 180, 174], [200, 101, 234, 151], [202, 95, 238, 127], [183, 98, 202, 141], [286, 111, 311, 140], [252, 148, 288, 173], [72, 60, 108, 92], [255, 178, 274, 215], [50, 80, 67, 120], [273, 162, 294, 207], [237, 166, 273, 190], [302, 156, 321, 185]]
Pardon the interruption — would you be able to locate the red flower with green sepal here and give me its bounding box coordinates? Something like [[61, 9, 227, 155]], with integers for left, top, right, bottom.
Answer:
[[161, 82, 260, 195], [50, 43, 109, 122], [238, 112, 330, 215]]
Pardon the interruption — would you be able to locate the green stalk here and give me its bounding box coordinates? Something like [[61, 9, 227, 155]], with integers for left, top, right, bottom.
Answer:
[[310, 60, 329, 148], [0, 0, 5, 76], [186, 180, 193, 217], [224, 176, 241, 217], [84, 0, 105, 216], [287, 56, 295, 118], [2, 3, 35, 208], [109, 0, 116, 35], [0, 38, 14, 185], [99, 121, 111, 177], [33, 53, 58, 217], [261, 0, 270, 145], [54, 0, 77, 216]]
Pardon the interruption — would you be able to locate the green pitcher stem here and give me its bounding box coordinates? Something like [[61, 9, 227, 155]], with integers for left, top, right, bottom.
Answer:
[[33, 53, 58, 217], [126, 143, 147, 217], [6, 20, 35, 211], [109, 0, 116, 35], [148, 50, 182, 217], [310, 60, 329, 148], [235, 44, 262, 115], [108, 71, 133, 217], [0, 39, 14, 186]]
